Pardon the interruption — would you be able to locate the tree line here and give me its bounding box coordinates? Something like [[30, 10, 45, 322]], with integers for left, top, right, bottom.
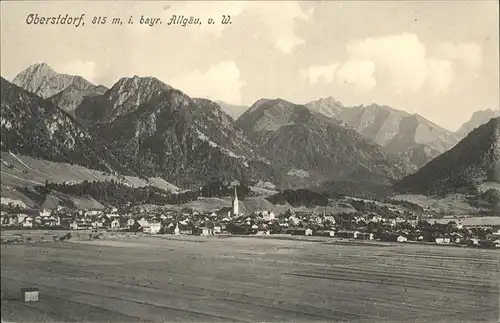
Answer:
[[33, 179, 251, 207]]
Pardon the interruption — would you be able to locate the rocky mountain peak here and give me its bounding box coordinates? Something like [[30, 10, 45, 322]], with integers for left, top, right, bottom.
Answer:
[[1, 77, 130, 174], [22, 63, 57, 78], [112, 76, 171, 92], [12, 62, 94, 99], [306, 99, 459, 168], [238, 98, 314, 134], [305, 96, 345, 118], [76, 76, 174, 124], [456, 108, 500, 139]]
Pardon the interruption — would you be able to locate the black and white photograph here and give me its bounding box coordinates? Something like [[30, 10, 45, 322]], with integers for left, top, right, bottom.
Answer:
[[1, 1, 499, 322]]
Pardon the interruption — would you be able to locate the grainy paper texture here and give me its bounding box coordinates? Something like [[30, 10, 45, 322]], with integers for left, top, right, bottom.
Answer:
[[1, 1, 499, 322]]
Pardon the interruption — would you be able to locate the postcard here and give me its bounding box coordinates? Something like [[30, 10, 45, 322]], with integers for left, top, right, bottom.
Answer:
[[1, 1, 499, 322]]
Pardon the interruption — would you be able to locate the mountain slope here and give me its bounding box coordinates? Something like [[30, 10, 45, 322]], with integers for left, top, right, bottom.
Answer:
[[456, 109, 500, 140], [384, 114, 459, 167], [0, 152, 180, 193], [216, 101, 249, 120], [236, 98, 413, 191], [394, 117, 500, 195], [305, 101, 459, 168], [49, 84, 108, 117], [75, 76, 172, 124], [89, 83, 278, 188], [12, 63, 95, 99], [0, 77, 131, 175]]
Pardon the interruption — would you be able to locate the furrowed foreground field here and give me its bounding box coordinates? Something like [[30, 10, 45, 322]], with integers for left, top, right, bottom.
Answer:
[[1, 235, 499, 322]]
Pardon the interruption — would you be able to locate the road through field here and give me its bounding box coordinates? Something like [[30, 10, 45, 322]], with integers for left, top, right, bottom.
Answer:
[[1, 236, 499, 322]]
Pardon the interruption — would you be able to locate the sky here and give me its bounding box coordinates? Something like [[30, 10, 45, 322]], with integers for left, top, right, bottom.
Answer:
[[1, 1, 499, 131]]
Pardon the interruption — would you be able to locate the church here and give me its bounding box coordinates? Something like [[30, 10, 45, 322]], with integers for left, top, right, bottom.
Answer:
[[232, 186, 239, 217]]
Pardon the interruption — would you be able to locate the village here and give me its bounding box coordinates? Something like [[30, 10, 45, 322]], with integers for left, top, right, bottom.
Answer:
[[2, 188, 500, 248]]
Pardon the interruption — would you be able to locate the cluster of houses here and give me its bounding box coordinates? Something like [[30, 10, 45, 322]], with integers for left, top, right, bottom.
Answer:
[[1, 191, 499, 248]]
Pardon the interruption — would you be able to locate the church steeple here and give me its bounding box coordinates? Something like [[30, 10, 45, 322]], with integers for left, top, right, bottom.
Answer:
[[232, 186, 239, 216]]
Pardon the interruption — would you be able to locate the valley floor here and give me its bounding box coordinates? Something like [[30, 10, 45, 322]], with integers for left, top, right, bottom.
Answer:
[[1, 235, 499, 322]]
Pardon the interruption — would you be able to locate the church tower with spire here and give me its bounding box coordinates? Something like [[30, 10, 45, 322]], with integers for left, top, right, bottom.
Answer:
[[232, 186, 239, 217]]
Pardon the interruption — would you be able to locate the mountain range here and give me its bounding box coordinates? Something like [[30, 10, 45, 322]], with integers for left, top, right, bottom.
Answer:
[[85, 81, 278, 188], [305, 98, 459, 168], [0, 77, 130, 175], [2, 63, 498, 201], [3, 64, 279, 189], [456, 109, 500, 140], [216, 101, 249, 120], [395, 117, 500, 196], [236, 98, 412, 193], [12, 63, 95, 99]]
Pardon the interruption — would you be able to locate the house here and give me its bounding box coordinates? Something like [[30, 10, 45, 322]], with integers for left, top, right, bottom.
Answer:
[[263, 211, 276, 222], [450, 232, 464, 244], [92, 220, 104, 229], [143, 222, 161, 234], [126, 218, 136, 228], [39, 209, 51, 217], [70, 220, 79, 230], [174, 224, 180, 235], [17, 214, 29, 225], [192, 227, 213, 236], [367, 215, 382, 223], [289, 216, 300, 226], [110, 219, 120, 229], [397, 235, 408, 243], [137, 217, 149, 228], [435, 236, 451, 244], [323, 215, 336, 225], [0, 213, 8, 226], [22, 217, 33, 228], [42, 216, 59, 227], [86, 210, 102, 217], [256, 229, 270, 235], [6, 214, 18, 226]]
